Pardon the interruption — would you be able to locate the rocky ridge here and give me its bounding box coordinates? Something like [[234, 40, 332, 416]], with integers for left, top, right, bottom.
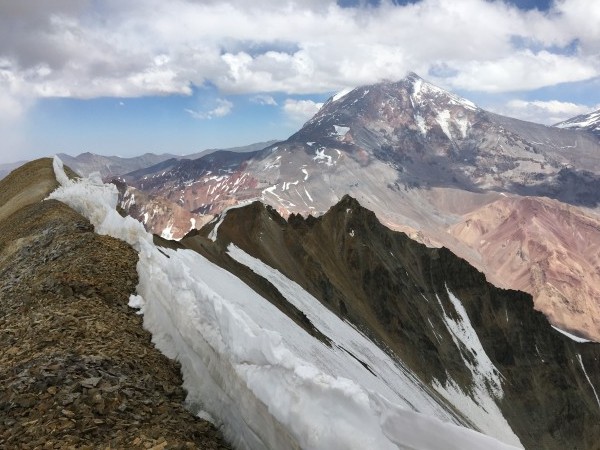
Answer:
[[0, 160, 229, 449]]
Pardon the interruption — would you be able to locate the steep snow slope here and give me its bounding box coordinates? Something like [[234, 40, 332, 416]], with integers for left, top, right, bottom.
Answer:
[[226, 245, 516, 443], [48, 157, 521, 449]]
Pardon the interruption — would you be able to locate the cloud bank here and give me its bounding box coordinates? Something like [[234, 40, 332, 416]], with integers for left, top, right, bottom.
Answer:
[[283, 99, 325, 124], [0, 0, 599, 123]]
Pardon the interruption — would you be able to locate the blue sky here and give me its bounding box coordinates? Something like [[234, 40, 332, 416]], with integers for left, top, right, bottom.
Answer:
[[24, 89, 331, 156], [1, 0, 599, 163]]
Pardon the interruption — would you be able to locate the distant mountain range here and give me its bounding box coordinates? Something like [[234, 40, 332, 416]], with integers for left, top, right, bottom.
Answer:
[[57, 140, 278, 178], [116, 73, 600, 345], [0, 160, 28, 180], [555, 108, 600, 136], [0, 141, 279, 182]]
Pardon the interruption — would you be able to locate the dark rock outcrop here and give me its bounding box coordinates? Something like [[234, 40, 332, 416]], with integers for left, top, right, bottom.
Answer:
[[186, 195, 600, 450]]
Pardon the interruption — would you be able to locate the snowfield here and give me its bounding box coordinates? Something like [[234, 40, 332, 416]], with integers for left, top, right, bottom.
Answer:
[[48, 156, 520, 450]]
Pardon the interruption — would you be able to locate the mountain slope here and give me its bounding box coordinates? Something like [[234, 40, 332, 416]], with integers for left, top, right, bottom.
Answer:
[[118, 73, 600, 342], [449, 195, 600, 340], [57, 152, 179, 178], [122, 73, 600, 220], [0, 159, 228, 449], [555, 108, 600, 137], [113, 180, 213, 240], [185, 195, 600, 450]]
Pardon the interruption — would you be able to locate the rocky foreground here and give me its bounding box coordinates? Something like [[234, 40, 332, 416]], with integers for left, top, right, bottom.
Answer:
[[0, 159, 229, 449]]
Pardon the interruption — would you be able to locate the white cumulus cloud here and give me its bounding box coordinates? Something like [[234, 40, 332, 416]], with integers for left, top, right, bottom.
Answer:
[[0, 0, 599, 132], [283, 99, 324, 124], [251, 94, 278, 106], [0, 0, 599, 100], [186, 98, 233, 120]]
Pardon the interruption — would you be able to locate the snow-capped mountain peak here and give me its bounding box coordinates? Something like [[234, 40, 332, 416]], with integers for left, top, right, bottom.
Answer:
[[297, 72, 481, 150], [555, 108, 600, 135], [408, 73, 478, 112]]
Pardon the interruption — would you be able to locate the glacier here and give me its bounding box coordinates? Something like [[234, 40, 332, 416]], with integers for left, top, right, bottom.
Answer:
[[48, 156, 520, 450]]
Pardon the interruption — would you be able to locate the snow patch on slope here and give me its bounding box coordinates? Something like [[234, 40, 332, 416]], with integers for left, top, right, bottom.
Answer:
[[417, 79, 477, 111], [415, 114, 428, 136], [576, 354, 600, 411], [161, 222, 174, 240], [332, 87, 353, 103], [436, 110, 453, 141], [304, 187, 313, 203], [434, 286, 522, 447], [314, 148, 334, 166], [208, 200, 259, 242], [333, 125, 350, 137], [556, 110, 600, 130], [551, 325, 594, 343], [455, 115, 470, 139]]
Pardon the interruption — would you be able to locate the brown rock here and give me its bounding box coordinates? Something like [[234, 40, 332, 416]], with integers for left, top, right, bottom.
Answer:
[[0, 159, 230, 449]]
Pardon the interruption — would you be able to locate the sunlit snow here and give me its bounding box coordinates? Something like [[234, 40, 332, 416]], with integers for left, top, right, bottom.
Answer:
[[556, 110, 600, 130], [576, 354, 600, 411], [332, 87, 354, 103], [333, 125, 350, 137], [436, 110, 453, 141], [313, 149, 334, 166], [161, 222, 174, 240], [415, 113, 428, 136], [551, 325, 594, 343]]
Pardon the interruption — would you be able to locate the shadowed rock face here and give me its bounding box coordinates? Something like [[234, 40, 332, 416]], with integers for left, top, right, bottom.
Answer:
[[184, 195, 600, 450]]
